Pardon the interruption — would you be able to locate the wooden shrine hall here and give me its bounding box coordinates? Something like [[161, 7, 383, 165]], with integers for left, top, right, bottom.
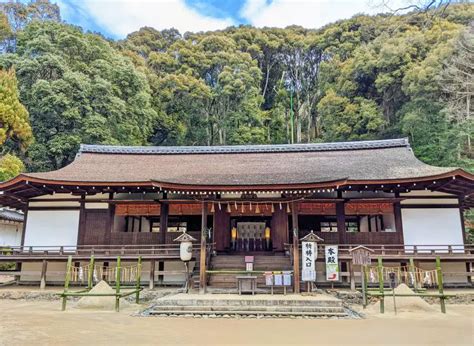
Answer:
[[0, 138, 473, 291]]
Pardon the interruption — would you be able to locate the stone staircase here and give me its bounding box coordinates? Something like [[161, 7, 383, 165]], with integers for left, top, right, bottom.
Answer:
[[145, 293, 348, 318], [194, 254, 292, 289]]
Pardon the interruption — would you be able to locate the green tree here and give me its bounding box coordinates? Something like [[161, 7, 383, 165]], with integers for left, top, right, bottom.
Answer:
[[318, 89, 384, 141], [0, 68, 32, 150], [439, 29, 473, 160], [0, 68, 31, 181], [0, 21, 157, 170], [0, 153, 24, 181], [0, 0, 60, 52]]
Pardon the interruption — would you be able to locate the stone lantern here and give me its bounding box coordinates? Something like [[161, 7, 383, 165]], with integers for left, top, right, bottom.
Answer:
[[174, 232, 197, 292]]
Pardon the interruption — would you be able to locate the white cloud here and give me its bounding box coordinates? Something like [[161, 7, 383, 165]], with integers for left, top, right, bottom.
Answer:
[[240, 0, 408, 29], [59, 0, 235, 38]]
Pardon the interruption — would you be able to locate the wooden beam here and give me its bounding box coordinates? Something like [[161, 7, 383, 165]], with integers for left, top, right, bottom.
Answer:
[[400, 204, 460, 209], [199, 201, 208, 294], [291, 201, 300, 294]]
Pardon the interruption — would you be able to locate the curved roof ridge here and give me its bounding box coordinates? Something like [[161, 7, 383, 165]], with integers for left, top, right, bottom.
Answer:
[[79, 138, 410, 155]]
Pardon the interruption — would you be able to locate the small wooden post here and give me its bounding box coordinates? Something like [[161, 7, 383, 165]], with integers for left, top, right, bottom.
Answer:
[[291, 201, 300, 294], [62, 256, 73, 311], [377, 258, 384, 313], [115, 256, 121, 312], [436, 257, 446, 313], [149, 259, 155, 289], [40, 260, 48, 290], [409, 257, 416, 290], [136, 256, 142, 304], [87, 255, 95, 290], [199, 201, 208, 294], [157, 261, 164, 284], [361, 265, 367, 308], [349, 261, 356, 291]]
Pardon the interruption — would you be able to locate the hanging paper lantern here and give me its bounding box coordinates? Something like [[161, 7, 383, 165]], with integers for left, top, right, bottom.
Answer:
[[287, 203, 291, 213], [271, 204, 275, 213], [218, 202, 222, 210], [241, 203, 245, 213], [234, 201, 237, 210], [210, 203, 215, 213], [226, 203, 231, 213], [249, 202, 252, 211], [255, 204, 260, 214]]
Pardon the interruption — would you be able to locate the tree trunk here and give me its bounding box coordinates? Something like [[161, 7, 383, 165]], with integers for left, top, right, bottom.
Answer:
[[296, 115, 302, 143], [466, 93, 471, 153]]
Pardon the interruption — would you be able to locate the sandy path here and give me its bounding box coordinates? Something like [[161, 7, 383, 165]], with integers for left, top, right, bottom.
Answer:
[[0, 300, 473, 346]]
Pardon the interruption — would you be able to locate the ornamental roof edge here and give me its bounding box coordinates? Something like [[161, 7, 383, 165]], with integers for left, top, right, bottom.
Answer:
[[78, 138, 410, 156]]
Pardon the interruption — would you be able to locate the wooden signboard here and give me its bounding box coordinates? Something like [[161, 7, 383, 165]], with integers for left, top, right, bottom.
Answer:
[[349, 246, 374, 266]]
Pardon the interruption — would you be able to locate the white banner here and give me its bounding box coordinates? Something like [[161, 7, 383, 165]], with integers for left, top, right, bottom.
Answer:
[[325, 245, 339, 281], [302, 241, 316, 282]]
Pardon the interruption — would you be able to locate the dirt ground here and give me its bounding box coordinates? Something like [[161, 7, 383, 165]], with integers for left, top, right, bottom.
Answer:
[[0, 299, 472, 346]]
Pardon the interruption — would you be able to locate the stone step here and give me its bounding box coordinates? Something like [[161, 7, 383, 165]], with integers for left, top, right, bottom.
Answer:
[[149, 305, 346, 314], [152, 298, 342, 308], [148, 310, 348, 317]]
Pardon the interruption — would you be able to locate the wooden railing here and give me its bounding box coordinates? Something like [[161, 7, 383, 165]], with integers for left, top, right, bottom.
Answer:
[[0, 244, 201, 260], [1, 243, 473, 261], [284, 244, 474, 259]]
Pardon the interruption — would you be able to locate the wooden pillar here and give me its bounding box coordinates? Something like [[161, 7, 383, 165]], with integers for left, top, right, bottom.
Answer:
[[393, 194, 404, 244], [40, 260, 48, 290], [159, 202, 169, 245], [149, 259, 155, 289], [459, 198, 470, 283], [214, 206, 230, 251], [271, 205, 288, 251], [459, 198, 467, 243], [157, 261, 164, 284], [106, 193, 114, 244], [349, 261, 356, 291], [336, 201, 346, 244], [16, 203, 28, 275], [199, 201, 208, 294], [291, 201, 300, 294], [77, 196, 86, 245]]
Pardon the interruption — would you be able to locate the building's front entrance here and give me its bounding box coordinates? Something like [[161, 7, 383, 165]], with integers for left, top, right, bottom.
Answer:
[[230, 216, 271, 252]]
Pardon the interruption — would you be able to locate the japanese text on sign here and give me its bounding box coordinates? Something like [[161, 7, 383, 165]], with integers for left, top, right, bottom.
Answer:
[[302, 241, 316, 282], [325, 245, 339, 281]]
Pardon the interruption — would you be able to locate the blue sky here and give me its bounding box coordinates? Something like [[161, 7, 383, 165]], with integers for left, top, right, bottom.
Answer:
[[55, 0, 408, 39]]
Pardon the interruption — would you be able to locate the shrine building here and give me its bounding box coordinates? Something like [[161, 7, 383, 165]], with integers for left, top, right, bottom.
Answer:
[[0, 138, 473, 290]]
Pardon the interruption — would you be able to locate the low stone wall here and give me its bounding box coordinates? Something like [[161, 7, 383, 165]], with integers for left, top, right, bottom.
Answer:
[[329, 289, 474, 306], [0, 287, 177, 303]]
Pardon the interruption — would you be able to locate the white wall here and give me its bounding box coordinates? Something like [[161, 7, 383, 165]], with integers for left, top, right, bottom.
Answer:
[[402, 208, 464, 251], [24, 210, 80, 249], [0, 223, 22, 247]]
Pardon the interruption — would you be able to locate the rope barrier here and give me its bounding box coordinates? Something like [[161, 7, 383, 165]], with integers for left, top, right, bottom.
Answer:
[[367, 265, 439, 288], [70, 264, 141, 283]]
